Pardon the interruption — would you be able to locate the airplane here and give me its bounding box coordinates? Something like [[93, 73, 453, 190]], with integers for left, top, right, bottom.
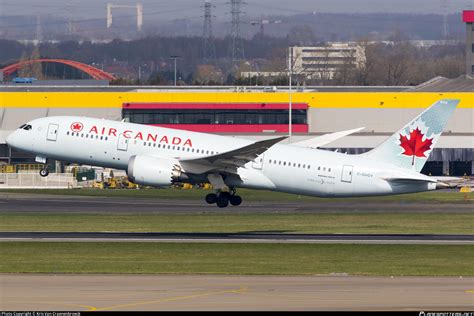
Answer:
[[6, 99, 459, 208]]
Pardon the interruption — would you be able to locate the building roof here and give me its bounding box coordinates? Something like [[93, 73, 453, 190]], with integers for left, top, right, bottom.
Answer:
[[406, 76, 474, 92], [0, 85, 408, 93]]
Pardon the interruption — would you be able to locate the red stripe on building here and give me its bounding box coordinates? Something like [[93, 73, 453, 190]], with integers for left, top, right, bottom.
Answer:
[[463, 10, 474, 23], [123, 103, 308, 110], [150, 124, 308, 133]]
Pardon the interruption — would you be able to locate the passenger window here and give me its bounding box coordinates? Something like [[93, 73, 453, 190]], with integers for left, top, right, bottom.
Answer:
[[308, 165, 310, 169], [298, 164, 301, 168]]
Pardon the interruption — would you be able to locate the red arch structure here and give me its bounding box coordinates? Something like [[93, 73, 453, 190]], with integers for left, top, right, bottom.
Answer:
[[1, 59, 116, 80]]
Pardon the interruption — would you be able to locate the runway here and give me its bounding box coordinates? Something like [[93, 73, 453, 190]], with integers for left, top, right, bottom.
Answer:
[[1, 231, 473, 244], [1, 274, 473, 311], [1, 192, 472, 244], [1, 193, 472, 311], [0, 192, 472, 213]]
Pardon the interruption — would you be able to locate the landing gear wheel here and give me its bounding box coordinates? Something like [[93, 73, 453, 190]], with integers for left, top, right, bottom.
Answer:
[[216, 195, 229, 208], [39, 168, 49, 177], [205, 193, 218, 204], [229, 195, 242, 206]]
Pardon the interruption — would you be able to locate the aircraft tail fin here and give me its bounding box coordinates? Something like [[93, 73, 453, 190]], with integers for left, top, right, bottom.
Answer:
[[363, 99, 459, 172]]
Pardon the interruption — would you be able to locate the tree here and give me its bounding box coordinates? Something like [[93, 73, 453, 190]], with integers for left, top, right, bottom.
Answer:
[[193, 65, 222, 85], [147, 73, 167, 85]]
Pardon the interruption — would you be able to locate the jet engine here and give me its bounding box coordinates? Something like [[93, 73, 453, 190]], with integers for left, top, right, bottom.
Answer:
[[127, 155, 187, 187]]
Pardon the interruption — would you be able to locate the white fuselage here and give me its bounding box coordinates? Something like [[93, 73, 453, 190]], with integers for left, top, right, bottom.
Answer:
[[6, 116, 437, 197]]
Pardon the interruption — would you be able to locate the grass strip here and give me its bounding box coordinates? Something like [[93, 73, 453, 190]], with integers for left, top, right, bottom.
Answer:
[[1, 188, 473, 203], [1, 242, 472, 276], [1, 213, 473, 234]]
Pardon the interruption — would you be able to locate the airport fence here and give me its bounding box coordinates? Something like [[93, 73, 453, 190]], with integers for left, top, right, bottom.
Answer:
[[0, 173, 77, 189]]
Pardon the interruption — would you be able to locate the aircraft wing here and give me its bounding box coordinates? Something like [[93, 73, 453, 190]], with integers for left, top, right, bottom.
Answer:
[[179, 136, 287, 173], [290, 127, 365, 149]]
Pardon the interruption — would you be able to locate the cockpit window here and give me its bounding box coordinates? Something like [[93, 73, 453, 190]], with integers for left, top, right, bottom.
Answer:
[[18, 124, 26, 129], [23, 124, 32, 131]]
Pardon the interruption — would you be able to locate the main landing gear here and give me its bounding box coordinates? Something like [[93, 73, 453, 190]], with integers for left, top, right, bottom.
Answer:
[[205, 189, 242, 208]]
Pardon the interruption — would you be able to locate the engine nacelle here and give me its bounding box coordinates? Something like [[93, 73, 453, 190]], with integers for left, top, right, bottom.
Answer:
[[127, 155, 185, 187]]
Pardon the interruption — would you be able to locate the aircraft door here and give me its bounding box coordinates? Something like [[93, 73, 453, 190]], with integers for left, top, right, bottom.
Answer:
[[46, 124, 59, 141], [341, 165, 353, 183], [117, 134, 129, 151], [252, 154, 264, 170]]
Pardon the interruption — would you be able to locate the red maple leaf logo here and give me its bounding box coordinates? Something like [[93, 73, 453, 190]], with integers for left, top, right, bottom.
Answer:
[[70, 122, 83, 132], [399, 127, 433, 165]]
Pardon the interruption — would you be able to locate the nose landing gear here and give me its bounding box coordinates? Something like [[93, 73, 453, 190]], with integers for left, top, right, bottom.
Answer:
[[205, 189, 242, 208], [39, 166, 50, 177]]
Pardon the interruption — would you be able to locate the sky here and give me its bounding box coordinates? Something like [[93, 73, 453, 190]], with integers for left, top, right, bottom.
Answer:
[[1, 0, 474, 20]]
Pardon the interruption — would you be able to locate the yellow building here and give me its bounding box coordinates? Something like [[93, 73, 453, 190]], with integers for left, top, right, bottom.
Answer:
[[1, 84, 473, 175]]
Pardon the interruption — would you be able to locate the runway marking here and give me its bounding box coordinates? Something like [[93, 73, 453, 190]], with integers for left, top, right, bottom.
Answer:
[[92, 286, 248, 311], [465, 290, 474, 294]]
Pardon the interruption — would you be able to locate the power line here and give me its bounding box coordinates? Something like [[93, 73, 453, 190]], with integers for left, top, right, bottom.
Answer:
[[441, 0, 449, 39], [228, 0, 245, 62], [202, 0, 216, 62]]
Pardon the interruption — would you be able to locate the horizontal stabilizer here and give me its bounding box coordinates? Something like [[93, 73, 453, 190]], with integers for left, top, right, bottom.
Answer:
[[383, 177, 437, 183], [380, 170, 437, 184]]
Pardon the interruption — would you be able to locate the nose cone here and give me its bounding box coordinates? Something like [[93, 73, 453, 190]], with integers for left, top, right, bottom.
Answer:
[[5, 131, 18, 148]]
